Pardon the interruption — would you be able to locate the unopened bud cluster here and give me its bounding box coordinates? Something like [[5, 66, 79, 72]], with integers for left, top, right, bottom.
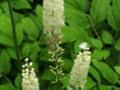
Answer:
[[69, 42, 91, 90], [43, 0, 65, 83], [49, 44, 64, 83], [22, 58, 39, 90]]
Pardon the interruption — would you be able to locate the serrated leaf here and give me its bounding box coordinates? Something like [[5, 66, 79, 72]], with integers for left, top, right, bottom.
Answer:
[[89, 38, 103, 49], [0, 1, 9, 14], [114, 66, 120, 75], [60, 74, 70, 88], [16, 23, 24, 45], [102, 30, 113, 44], [22, 42, 40, 61], [107, 0, 120, 31], [89, 66, 101, 83], [63, 58, 73, 72], [74, 40, 84, 53], [21, 18, 39, 40], [65, 9, 90, 29], [99, 84, 112, 90], [114, 38, 120, 51], [15, 74, 22, 89], [35, 5, 42, 19], [0, 15, 23, 46], [0, 15, 12, 37], [92, 49, 110, 60], [0, 34, 13, 47], [75, 0, 90, 12], [65, 0, 90, 13], [102, 49, 110, 59], [61, 26, 88, 43], [90, 0, 110, 23], [0, 50, 11, 75], [0, 83, 16, 90], [42, 69, 55, 81], [6, 48, 16, 59], [12, 0, 31, 9], [93, 60, 118, 84], [85, 77, 96, 90]]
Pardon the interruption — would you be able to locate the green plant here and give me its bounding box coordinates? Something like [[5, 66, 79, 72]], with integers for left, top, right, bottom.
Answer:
[[0, 0, 120, 90]]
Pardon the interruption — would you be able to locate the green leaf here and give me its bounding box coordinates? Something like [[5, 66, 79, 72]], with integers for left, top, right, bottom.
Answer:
[[0, 50, 11, 75], [92, 49, 110, 60], [65, 9, 90, 29], [114, 87, 120, 90], [102, 49, 110, 59], [35, 5, 43, 20], [61, 26, 88, 43], [0, 83, 16, 90], [22, 42, 40, 61], [114, 66, 120, 75], [107, 0, 120, 31], [89, 66, 101, 83], [12, 0, 31, 9], [21, 17, 39, 40], [75, 0, 90, 12], [60, 74, 70, 88], [6, 48, 16, 59], [90, 0, 110, 23], [99, 84, 112, 90], [34, 5, 43, 29], [39, 48, 49, 62], [85, 76, 96, 90], [63, 58, 73, 72], [114, 38, 120, 51], [102, 30, 113, 44], [0, 15, 12, 37], [74, 40, 84, 53], [65, 0, 90, 12], [0, 1, 9, 14], [93, 60, 118, 84], [15, 74, 22, 89], [16, 23, 24, 45], [42, 69, 55, 81], [62, 26, 77, 43], [89, 38, 103, 49], [0, 34, 13, 47], [0, 15, 23, 46]]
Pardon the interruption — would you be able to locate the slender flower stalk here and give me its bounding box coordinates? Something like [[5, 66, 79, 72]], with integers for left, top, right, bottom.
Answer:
[[69, 42, 91, 90], [22, 58, 39, 90], [43, 0, 65, 83], [8, 0, 20, 61]]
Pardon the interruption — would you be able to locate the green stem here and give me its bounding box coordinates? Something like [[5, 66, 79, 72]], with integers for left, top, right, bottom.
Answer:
[[8, 0, 20, 61], [87, 15, 101, 40]]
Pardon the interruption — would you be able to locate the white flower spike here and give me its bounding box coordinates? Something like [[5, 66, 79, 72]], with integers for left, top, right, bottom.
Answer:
[[22, 58, 39, 90], [69, 42, 91, 90], [43, 0, 65, 83]]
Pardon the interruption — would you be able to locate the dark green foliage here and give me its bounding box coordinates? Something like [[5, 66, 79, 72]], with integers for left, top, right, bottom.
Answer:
[[0, 0, 120, 90]]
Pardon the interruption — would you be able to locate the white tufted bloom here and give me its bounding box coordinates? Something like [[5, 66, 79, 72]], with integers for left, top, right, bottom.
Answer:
[[43, 0, 65, 83], [69, 42, 91, 90], [43, 0, 64, 37], [22, 58, 39, 90], [79, 42, 89, 50]]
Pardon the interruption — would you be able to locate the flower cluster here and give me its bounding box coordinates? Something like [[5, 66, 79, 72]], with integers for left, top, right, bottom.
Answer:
[[43, 0, 65, 83], [69, 42, 91, 90], [43, 0, 64, 37], [48, 44, 64, 83], [21, 58, 39, 90]]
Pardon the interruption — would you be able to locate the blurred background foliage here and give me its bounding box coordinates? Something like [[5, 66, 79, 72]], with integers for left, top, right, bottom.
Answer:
[[0, 0, 120, 90]]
